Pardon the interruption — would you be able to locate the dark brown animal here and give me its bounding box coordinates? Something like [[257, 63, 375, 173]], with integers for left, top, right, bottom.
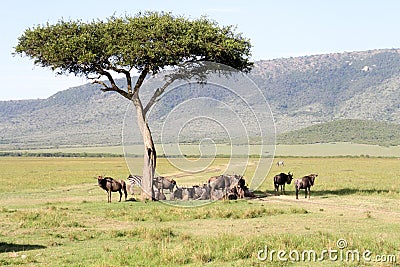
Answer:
[[295, 174, 317, 199], [274, 172, 293, 195], [97, 176, 127, 203], [220, 175, 246, 200], [154, 176, 177, 194], [208, 174, 243, 198], [236, 184, 245, 199], [224, 187, 238, 200]]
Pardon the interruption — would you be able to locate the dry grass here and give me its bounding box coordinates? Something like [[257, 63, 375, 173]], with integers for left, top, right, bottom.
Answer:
[[0, 157, 399, 266]]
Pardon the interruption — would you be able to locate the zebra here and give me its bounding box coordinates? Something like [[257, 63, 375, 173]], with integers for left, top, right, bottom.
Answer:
[[127, 174, 142, 195], [128, 174, 142, 186], [276, 161, 285, 167]]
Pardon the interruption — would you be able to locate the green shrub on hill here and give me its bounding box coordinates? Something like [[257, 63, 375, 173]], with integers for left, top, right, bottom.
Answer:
[[277, 119, 400, 146]]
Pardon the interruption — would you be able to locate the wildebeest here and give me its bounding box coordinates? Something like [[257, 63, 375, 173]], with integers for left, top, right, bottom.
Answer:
[[235, 183, 245, 199], [195, 184, 211, 200], [208, 174, 246, 199], [97, 176, 127, 203], [295, 174, 317, 199], [154, 176, 177, 194], [223, 186, 240, 200], [155, 191, 166, 200], [273, 172, 294, 195], [208, 174, 243, 198], [172, 187, 183, 200]]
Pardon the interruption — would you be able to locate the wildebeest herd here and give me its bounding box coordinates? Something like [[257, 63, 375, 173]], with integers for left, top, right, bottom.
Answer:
[[97, 171, 317, 202], [97, 174, 255, 202]]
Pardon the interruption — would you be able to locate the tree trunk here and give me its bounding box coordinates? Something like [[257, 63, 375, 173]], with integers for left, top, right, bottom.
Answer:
[[141, 123, 156, 200], [133, 96, 156, 201]]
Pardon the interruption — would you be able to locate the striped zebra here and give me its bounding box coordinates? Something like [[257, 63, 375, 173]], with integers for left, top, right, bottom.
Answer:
[[127, 174, 142, 195], [128, 174, 143, 186], [127, 174, 159, 187], [127, 174, 177, 196]]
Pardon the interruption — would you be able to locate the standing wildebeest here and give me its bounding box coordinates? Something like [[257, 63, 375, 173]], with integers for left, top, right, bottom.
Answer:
[[295, 174, 317, 199], [154, 176, 177, 194], [97, 176, 127, 203], [273, 172, 293, 195]]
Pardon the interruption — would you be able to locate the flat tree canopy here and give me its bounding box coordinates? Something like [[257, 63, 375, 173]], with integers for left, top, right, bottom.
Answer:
[[15, 12, 252, 94], [14, 11, 253, 199]]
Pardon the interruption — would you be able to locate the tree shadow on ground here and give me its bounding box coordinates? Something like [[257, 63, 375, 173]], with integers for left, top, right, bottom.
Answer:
[[264, 188, 394, 198], [313, 188, 392, 196], [0, 242, 46, 253]]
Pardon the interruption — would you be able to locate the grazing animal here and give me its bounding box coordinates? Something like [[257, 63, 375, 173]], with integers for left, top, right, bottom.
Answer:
[[234, 177, 246, 199], [127, 175, 177, 195], [224, 186, 239, 200], [273, 172, 294, 195], [155, 191, 166, 200], [128, 174, 142, 186], [186, 187, 195, 200], [236, 184, 245, 199], [154, 176, 177, 194], [127, 174, 142, 195], [276, 161, 285, 167], [127, 174, 160, 188], [195, 184, 211, 200], [97, 176, 127, 203], [172, 187, 183, 200], [295, 174, 317, 199], [208, 174, 246, 200], [244, 187, 256, 198], [208, 174, 243, 197], [182, 188, 191, 201]]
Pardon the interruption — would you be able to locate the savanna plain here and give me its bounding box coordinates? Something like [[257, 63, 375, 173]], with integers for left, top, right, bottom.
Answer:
[[0, 156, 399, 266]]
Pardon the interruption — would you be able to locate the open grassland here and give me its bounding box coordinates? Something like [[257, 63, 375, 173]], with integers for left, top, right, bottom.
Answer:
[[4, 142, 400, 157], [0, 157, 399, 266]]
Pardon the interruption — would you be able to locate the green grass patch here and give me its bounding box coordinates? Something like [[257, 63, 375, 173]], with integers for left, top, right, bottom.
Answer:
[[0, 157, 399, 266]]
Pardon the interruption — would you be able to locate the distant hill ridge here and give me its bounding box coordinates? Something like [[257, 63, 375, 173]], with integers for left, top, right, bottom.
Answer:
[[1, 48, 400, 149], [251, 48, 400, 132]]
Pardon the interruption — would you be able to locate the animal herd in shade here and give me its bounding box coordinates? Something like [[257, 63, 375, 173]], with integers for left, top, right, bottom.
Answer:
[[96, 174, 254, 202], [96, 162, 317, 202]]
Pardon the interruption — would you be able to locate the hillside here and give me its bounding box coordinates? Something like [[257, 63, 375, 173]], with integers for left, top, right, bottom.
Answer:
[[277, 119, 400, 146], [1, 48, 400, 149], [251, 49, 400, 132]]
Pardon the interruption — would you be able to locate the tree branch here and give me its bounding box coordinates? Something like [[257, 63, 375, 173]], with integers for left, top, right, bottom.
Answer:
[[92, 67, 134, 100], [92, 80, 132, 100], [143, 78, 174, 116], [97, 68, 118, 90], [108, 66, 133, 94], [133, 65, 150, 96]]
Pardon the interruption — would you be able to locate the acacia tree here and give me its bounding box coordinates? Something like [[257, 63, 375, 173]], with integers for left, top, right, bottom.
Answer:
[[14, 11, 252, 200]]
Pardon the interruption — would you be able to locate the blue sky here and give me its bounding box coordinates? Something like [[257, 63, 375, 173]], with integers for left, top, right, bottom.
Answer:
[[1, 0, 400, 100]]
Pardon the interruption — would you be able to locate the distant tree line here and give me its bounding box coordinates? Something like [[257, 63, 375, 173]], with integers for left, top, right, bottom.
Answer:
[[0, 152, 123, 157]]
